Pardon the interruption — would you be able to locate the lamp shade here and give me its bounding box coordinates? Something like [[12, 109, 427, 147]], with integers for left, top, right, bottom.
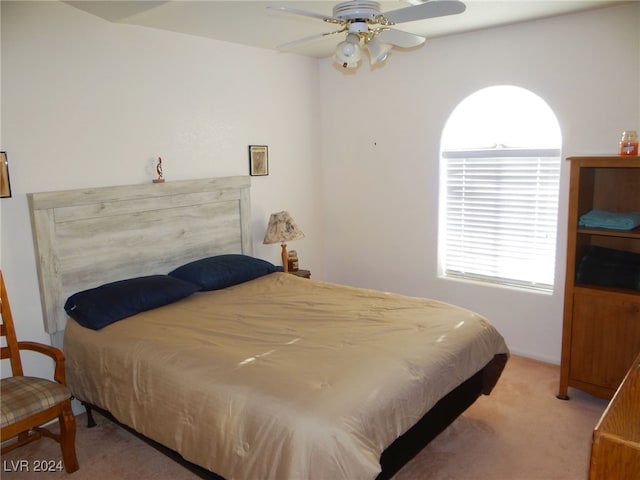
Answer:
[[366, 38, 392, 65], [263, 211, 305, 244], [334, 33, 362, 68]]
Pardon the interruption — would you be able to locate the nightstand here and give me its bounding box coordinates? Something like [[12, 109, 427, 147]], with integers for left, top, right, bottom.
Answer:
[[288, 269, 311, 279]]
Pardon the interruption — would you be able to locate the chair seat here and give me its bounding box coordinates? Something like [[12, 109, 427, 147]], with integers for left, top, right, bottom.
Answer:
[[1, 376, 71, 428]]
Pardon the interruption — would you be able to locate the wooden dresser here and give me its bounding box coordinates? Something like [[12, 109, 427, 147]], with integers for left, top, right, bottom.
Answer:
[[589, 352, 640, 480], [558, 157, 640, 400]]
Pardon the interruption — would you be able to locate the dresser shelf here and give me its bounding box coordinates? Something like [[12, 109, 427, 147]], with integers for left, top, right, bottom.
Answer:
[[577, 227, 640, 239]]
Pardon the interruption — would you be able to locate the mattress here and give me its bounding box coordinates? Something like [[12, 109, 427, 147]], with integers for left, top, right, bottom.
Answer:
[[64, 272, 509, 480]]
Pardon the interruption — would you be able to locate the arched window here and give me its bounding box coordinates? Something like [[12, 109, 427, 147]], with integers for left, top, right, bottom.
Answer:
[[439, 86, 562, 292]]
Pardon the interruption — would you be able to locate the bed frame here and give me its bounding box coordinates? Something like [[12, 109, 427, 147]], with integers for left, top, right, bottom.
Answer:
[[28, 176, 507, 479]]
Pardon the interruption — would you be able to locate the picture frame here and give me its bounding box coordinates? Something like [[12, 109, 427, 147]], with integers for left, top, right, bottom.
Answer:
[[249, 145, 268, 176], [1, 152, 11, 198]]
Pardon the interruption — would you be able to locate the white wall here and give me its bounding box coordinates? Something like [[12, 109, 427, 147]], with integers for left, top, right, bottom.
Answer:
[[0, 1, 323, 377], [318, 3, 640, 364]]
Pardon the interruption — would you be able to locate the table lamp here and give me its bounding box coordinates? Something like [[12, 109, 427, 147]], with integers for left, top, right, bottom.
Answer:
[[263, 211, 305, 272]]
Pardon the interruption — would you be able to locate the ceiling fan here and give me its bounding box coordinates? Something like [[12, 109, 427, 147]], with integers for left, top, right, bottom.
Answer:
[[268, 0, 466, 69]]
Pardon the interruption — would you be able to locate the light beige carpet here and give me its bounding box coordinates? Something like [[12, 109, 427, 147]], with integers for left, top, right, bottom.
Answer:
[[1, 355, 607, 479]]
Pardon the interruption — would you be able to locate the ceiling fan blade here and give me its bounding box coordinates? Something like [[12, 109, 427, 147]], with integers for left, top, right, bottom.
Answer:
[[267, 5, 343, 24], [384, 0, 466, 24], [276, 29, 346, 51], [376, 28, 425, 48]]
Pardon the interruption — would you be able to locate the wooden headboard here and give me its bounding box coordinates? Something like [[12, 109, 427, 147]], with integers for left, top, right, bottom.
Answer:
[[28, 176, 252, 344]]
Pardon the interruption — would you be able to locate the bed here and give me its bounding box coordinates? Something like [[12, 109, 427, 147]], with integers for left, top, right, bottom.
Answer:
[[28, 176, 508, 480]]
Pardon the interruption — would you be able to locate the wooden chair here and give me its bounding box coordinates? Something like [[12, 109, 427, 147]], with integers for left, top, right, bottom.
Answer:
[[1, 270, 79, 473]]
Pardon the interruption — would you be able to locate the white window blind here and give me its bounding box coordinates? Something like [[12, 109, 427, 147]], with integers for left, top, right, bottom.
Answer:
[[442, 148, 561, 292]]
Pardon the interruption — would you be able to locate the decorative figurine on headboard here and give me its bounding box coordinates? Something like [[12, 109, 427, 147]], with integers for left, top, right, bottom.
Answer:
[[153, 157, 165, 183]]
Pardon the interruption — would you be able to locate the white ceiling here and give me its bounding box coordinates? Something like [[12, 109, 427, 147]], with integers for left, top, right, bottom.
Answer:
[[65, 1, 628, 58]]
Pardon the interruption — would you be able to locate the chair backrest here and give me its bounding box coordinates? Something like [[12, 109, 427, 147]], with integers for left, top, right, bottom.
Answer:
[[0, 270, 24, 376]]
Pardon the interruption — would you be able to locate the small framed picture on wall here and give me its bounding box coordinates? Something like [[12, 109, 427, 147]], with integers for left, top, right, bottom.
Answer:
[[1, 152, 11, 198], [249, 145, 268, 176]]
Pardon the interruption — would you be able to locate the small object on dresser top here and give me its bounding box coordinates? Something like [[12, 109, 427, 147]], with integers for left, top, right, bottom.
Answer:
[[578, 209, 640, 231], [619, 130, 638, 156]]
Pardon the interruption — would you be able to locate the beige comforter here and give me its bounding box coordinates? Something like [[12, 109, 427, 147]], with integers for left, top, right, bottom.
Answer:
[[64, 273, 508, 480]]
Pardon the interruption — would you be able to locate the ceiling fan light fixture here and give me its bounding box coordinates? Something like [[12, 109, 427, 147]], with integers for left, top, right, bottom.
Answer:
[[272, 0, 467, 70], [334, 33, 362, 68], [366, 38, 392, 65]]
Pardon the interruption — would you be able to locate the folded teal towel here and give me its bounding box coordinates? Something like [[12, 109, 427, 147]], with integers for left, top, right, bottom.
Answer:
[[579, 209, 640, 230]]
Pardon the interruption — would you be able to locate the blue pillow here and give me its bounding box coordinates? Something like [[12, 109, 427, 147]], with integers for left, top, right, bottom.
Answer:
[[168, 254, 280, 291], [64, 275, 200, 330]]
